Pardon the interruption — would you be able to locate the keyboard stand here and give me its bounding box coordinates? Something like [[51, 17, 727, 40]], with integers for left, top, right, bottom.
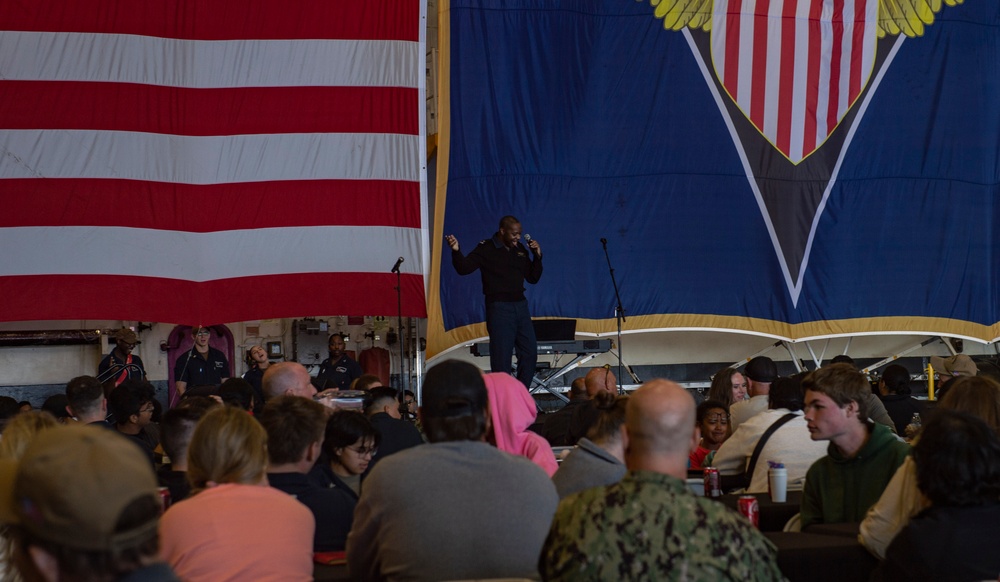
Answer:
[[526, 352, 602, 403], [472, 339, 612, 405]]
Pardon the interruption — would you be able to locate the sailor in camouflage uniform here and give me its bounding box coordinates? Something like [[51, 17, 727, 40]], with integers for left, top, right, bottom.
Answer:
[[540, 379, 785, 582]]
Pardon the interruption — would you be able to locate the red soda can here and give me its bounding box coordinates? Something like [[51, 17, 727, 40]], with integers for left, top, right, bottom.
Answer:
[[703, 467, 721, 498], [158, 486, 172, 514], [738, 494, 759, 527]]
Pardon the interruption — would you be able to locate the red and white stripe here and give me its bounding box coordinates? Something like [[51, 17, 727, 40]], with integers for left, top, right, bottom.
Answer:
[[0, 1, 426, 323], [712, 0, 877, 163]]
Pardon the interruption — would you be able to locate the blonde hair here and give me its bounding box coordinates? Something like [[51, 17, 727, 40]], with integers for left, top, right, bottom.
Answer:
[[0, 410, 60, 460], [186, 406, 267, 492]]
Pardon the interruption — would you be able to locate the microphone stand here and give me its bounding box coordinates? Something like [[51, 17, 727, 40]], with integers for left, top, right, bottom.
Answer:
[[171, 347, 196, 408], [601, 238, 626, 394], [392, 258, 407, 405]]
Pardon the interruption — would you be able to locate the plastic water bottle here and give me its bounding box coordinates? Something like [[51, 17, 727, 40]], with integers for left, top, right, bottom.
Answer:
[[905, 412, 922, 439]]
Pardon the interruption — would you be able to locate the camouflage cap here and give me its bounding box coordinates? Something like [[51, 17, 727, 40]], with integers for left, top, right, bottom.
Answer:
[[113, 327, 139, 344]]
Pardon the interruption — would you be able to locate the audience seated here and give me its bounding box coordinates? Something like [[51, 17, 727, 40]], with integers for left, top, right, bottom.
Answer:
[[0, 410, 59, 460], [539, 377, 589, 446], [217, 377, 255, 412], [688, 399, 731, 470], [157, 400, 219, 504], [567, 367, 618, 444], [829, 354, 855, 366], [347, 360, 558, 581], [552, 391, 627, 498], [107, 379, 160, 466], [877, 364, 927, 436], [0, 424, 178, 581], [828, 355, 900, 434], [878, 409, 1000, 581], [402, 389, 418, 421], [800, 364, 910, 529], [311, 410, 379, 496], [484, 372, 559, 476], [713, 375, 827, 493], [352, 374, 384, 391], [0, 396, 19, 432], [174, 395, 221, 413], [730, 356, 776, 430], [0, 409, 59, 579], [930, 353, 977, 399], [540, 379, 782, 580], [707, 366, 749, 410], [159, 406, 314, 582], [40, 393, 73, 424], [262, 361, 318, 401], [260, 395, 357, 553], [13, 347, 999, 581], [860, 375, 1000, 558], [363, 386, 423, 475], [65, 375, 112, 427]]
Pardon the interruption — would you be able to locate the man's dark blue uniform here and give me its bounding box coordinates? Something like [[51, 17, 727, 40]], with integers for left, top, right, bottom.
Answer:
[[449, 217, 542, 388], [315, 354, 363, 391], [173, 347, 229, 387]]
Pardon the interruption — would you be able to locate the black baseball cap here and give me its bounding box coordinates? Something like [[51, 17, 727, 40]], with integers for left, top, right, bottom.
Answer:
[[745, 356, 778, 383], [420, 360, 487, 419]]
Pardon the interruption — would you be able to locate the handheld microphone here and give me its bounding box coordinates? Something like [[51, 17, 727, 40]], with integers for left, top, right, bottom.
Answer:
[[524, 233, 532, 243], [391, 256, 404, 273], [600, 238, 607, 245]]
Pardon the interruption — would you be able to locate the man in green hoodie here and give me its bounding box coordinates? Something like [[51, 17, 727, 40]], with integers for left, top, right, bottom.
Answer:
[[800, 363, 910, 528]]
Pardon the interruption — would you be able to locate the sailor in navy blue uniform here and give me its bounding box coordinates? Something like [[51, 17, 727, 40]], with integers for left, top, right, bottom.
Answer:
[[315, 333, 363, 391], [173, 326, 230, 399], [446, 215, 543, 388]]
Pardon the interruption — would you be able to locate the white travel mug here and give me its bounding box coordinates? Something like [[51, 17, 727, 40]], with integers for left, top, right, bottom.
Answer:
[[768, 467, 788, 502]]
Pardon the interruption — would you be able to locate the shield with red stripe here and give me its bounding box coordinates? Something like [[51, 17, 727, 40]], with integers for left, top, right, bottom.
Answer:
[[710, 0, 879, 164]]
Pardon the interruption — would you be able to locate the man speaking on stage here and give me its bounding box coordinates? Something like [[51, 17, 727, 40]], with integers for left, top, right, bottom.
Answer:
[[446, 215, 542, 388]]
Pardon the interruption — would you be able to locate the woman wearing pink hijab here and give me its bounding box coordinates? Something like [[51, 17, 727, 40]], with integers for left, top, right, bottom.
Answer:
[[483, 372, 559, 476]]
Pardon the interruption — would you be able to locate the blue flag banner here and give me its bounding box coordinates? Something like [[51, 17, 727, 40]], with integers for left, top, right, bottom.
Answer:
[[427, 0, 1000, 358]]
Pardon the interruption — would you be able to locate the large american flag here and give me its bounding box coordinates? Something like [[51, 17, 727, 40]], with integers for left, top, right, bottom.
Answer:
[[0, 1, 427, 323]]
